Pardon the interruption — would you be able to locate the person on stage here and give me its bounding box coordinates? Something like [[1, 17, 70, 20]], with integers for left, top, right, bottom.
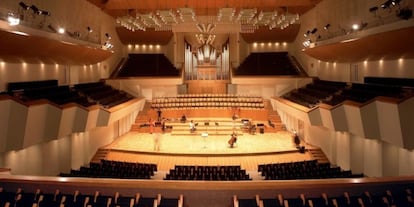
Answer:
[[180, 114, 187, 123], [161, 117, 166, 133], [148, 118, 155, 134], [189, 120, 196, 133], [153, 133, 161, 151], [228, 132, 238, 148]]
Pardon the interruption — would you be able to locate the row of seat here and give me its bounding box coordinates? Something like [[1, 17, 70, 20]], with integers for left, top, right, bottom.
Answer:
[[117, 54, 180, 77], [283, 80, 347, 108], [164, 165, 251, 181], [284, 79, 410, 108], [0, 188, 183, 207], [6, 80, 133, 109], [173, 94, 263, 98], [153, 97, 264, 104], [59, 160, 157, 179], [152, 102, 265, 109], [74, 82, 133, 108], [258, 160, 363, 180], [234, 52, 299, 76], [234, 188, 414, 207]]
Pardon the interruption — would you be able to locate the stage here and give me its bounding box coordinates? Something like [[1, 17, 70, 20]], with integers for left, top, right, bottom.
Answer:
[[104, 130, 313, 172]]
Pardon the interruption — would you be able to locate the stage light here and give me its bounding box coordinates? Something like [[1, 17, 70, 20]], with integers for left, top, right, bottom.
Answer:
[[352, 23, 359, 30], [323, 24, 330, 30], [105, 33, 111, 39], [7, 13, 20, 26], [304, 30, 310, 37], [19, 2, 30, 10], [381, 0, 392, 9], [39, 10, 50, 16], [302, 39, 311, 47], [29, 5, 41, 15], [58, 27, 65, 34], [87, 26, 93, 33]]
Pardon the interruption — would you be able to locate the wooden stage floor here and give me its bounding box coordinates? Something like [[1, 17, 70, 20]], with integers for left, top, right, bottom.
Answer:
[[104, 130, 313, 175]]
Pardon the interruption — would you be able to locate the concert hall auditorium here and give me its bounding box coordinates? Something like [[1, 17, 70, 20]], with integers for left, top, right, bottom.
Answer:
[[1, 0, 414, 207]]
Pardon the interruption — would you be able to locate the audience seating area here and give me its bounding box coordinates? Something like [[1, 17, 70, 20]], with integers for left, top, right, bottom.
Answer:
[[2, 80, 134, 109], [59, 160, 157, 179], [283, 78, 413, 108], [234, 188, 414, 207], [364, 76, 414, 88], [6, 80, 96, 107], [74, 81, 133, 108], [0, 188, 183, 207], [164, 165, 251, 181], [117, 54, 180, 77], [151, 94, 265, 110], [258, 160, 363, 180], [234, 52, 299, 76]]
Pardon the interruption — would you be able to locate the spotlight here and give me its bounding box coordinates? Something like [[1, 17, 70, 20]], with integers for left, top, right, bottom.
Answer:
[[58, 27, 65, 34], [310, 28, 318, 34], [39, 10, 50, 16], [323, 24, 330, 30], [303, 30, 310, 37], [381, 0, 392, 9], [391, 0, 401, 6], [302, 39, 312, 47], [87, 26, 93, 33], [19, 2, 30, 10], [29, 5, 41, 15], [7, 13, 20, 26], [105, 33, 111, 39], [103, 41, 114, 49], [352, 23, 359, 30]]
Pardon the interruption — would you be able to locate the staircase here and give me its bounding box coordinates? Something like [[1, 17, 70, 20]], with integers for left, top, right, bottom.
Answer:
[[130, 101, 153, 132], [264, 100, 284, 132], [308, 148, 330, 164], [90, 148, 110, 163]]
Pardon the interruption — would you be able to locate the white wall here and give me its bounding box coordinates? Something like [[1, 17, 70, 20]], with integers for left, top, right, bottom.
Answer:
[[0, 110, 136, 176]]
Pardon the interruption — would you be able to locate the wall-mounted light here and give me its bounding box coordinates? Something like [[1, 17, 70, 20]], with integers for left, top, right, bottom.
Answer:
[[87, 26, 93, 33], [310, 28, 318, 34], [323, 24, 330, 30], [105, 33, 111, 39], [304, 30, 310, 37]]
